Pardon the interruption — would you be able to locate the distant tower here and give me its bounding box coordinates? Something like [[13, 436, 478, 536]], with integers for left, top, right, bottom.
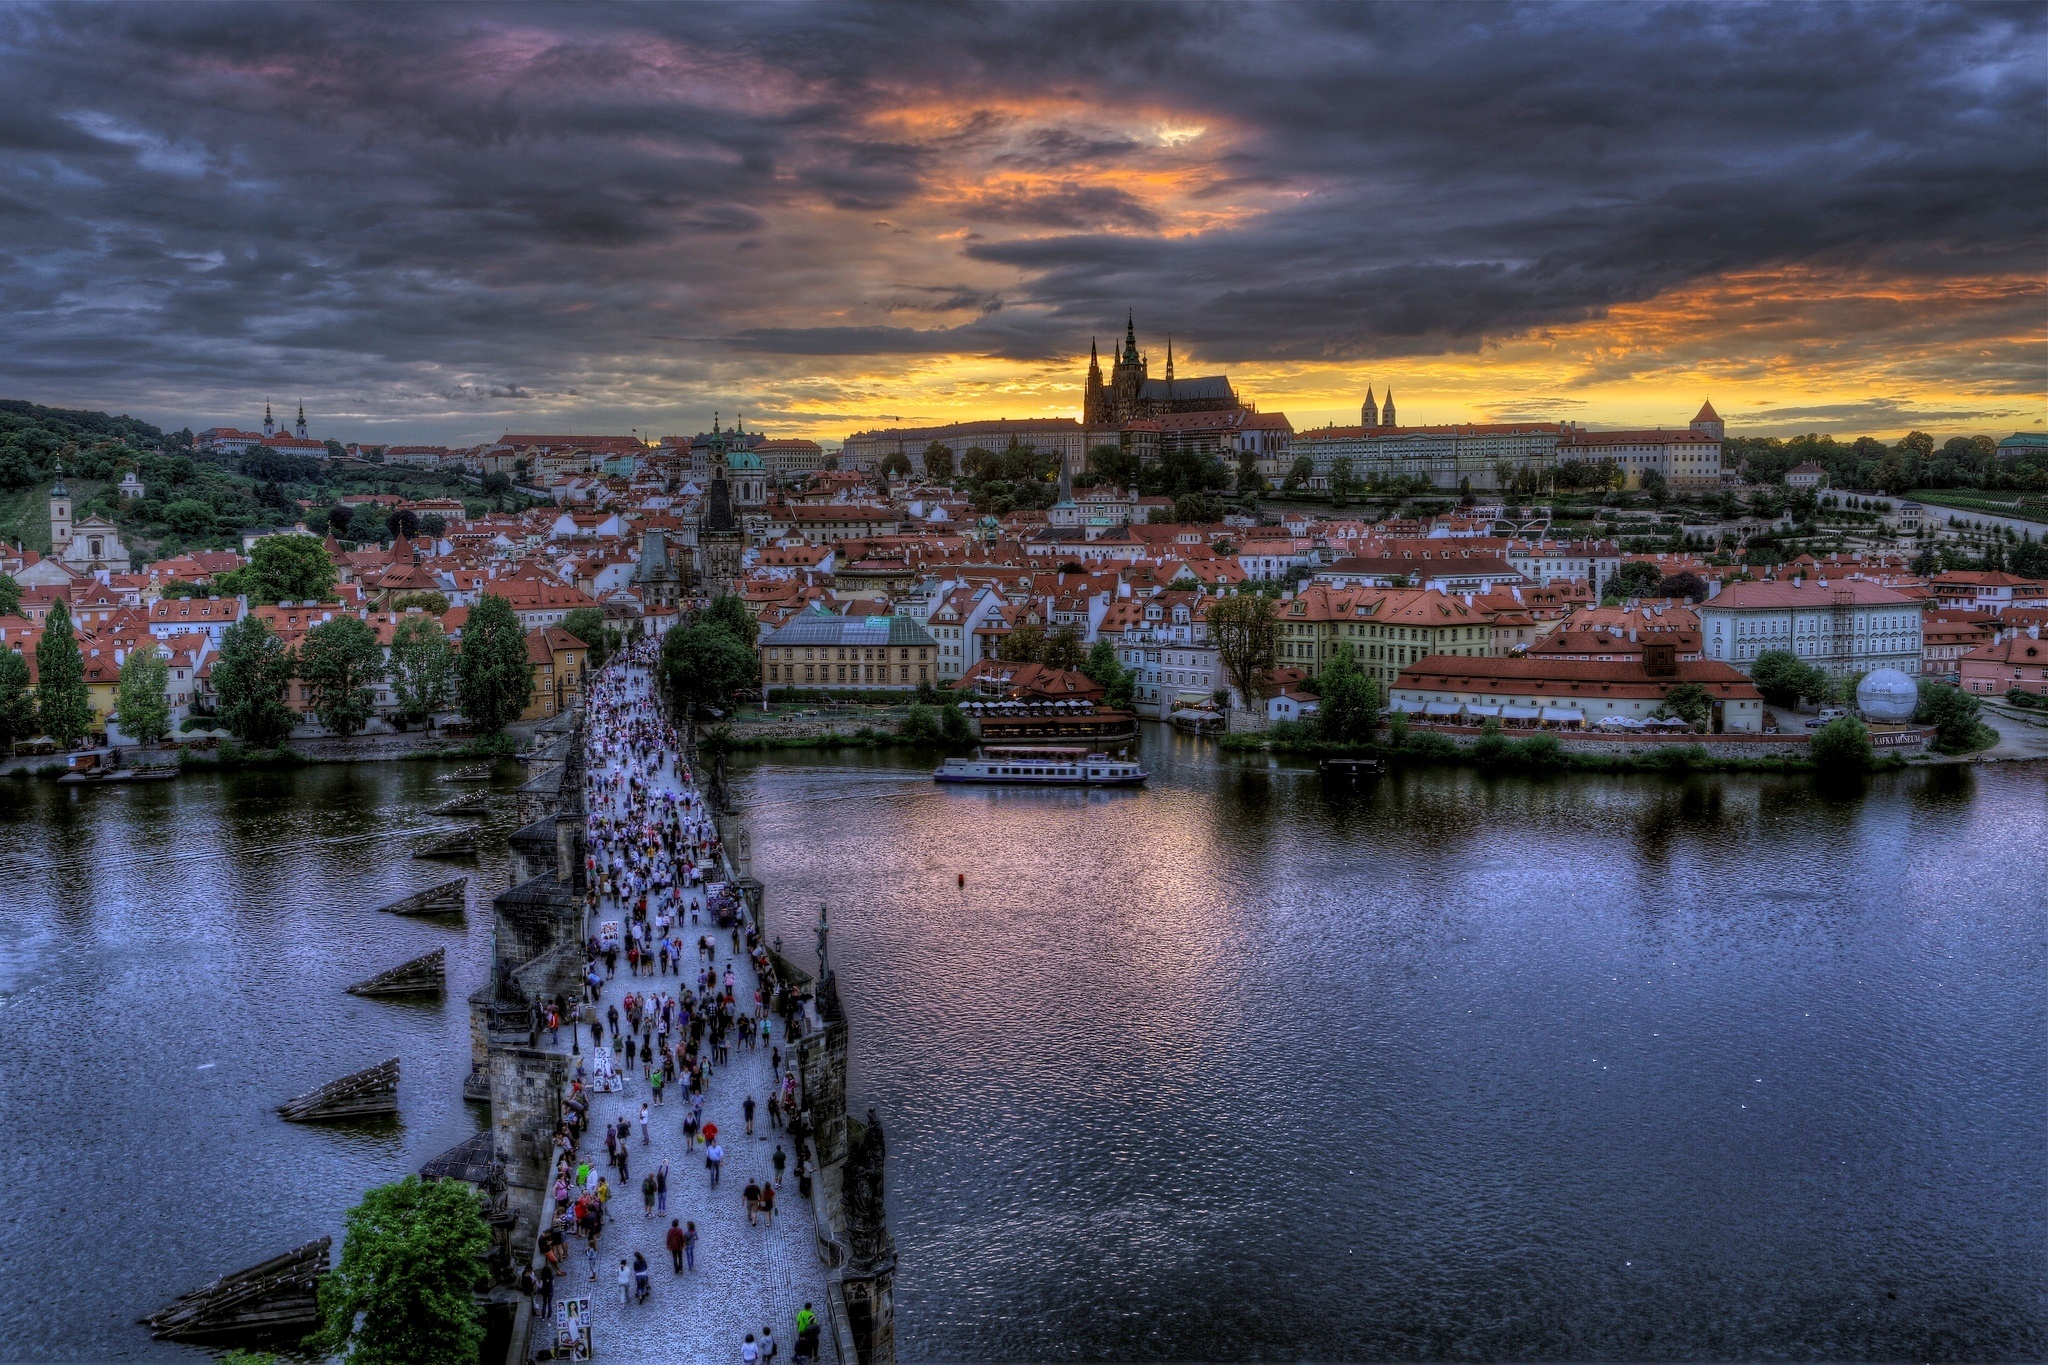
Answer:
[[1164, 334, 1175, 384], [295, 403, 308, 439], [262, 402, 275, 437], [1083, 338, 1108, 426], [1690, 399, 1724, 441], [1380, 390, 1397, 428], [1361, 387, 1379, 428], [49, 464, 72, 552]]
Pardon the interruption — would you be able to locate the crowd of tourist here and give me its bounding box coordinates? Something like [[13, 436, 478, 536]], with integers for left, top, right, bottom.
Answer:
[[517, 640, 826, 1363]]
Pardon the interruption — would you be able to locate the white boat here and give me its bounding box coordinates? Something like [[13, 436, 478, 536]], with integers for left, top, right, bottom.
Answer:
[[933, 745, 1147, 787]]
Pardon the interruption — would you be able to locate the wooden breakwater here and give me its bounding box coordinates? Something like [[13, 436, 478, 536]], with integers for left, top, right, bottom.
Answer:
[[277, 1058, 399, 1121], [141, 1237, 330, 1344], [375, 876, 467, 915], [346, 948, 446, 996]]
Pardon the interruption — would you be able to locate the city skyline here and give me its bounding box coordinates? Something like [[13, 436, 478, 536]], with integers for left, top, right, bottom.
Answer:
[[0, 4, 2041, 444]]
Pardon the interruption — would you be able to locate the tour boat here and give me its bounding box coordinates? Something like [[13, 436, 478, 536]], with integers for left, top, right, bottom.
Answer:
[[933, 746, 1148, 787]]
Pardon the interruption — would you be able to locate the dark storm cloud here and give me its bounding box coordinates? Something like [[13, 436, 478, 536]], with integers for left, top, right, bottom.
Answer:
[[0, 1, 2039, 435]]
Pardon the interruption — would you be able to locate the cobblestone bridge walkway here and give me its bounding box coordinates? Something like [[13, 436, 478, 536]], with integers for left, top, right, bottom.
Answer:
[[565, 661, 828, 1362]]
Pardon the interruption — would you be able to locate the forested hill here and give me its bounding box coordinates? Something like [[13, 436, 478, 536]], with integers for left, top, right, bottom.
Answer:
[[0, 399, 501, 560]]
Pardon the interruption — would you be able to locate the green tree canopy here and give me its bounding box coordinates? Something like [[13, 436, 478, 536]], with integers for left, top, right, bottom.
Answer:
[[1080, 639, 1136, 710], [313, 1176, 489, 1365], [1315, 647, 1380, 743], [115, 645, 171, 745], [1750, 649, 1832, 709], [1808, 715, 1873, 773], [1609, 560, 1665, 600], [1043, 623, 1086, 672], [388, 616, 453, 730], [0, 650, 34, 750], [244, 534, 337, 603], [298, 616, 384, 737], [455, 593, 533, 737], [35, 599, 90, 744], [921, 442, 955, 480], [699, 594, 758, 647], [0, 571, 19, 617], [1915, 679, 1992, 754], [391, 591, 451, 615], [996, 620, 1046, 664], [1660, 681, 1713, 731], [560, 606, 619, 668], [661, 617, 757, 717], [212, 615, 299, 747]]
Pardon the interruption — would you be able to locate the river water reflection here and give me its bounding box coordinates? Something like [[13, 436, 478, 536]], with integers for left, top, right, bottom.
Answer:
[[732, 729, 2046, 1361], [0, 736, 2042, 1361]]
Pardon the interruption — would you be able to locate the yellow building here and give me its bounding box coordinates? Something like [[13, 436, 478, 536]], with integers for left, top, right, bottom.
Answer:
[[1272, 585, 1499, 689], [522, 626, 589, 720]]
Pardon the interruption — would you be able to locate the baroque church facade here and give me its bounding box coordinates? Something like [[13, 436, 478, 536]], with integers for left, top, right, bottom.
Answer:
[[1083, 315, 1245, 426]]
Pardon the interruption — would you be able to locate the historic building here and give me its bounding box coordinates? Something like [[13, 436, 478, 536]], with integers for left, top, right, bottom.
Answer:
[[695, 451, 746, 601], [49, 471, 132, 574], [1083, 314, 1244, 426]]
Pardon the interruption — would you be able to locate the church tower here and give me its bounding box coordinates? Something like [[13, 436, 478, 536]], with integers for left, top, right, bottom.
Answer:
[[296, 403, 308, 439], [1380, 390, 1397, 428], [1083, 338, 1112, 426], [49, 465, 72, 553], [1361, 387, 1378, 428], [262, 402, 275, 437], [1109, 311, 1148, 423]]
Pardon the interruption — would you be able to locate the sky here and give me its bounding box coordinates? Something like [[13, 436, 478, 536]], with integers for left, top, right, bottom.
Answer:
[[0, 2, 2042, 448]]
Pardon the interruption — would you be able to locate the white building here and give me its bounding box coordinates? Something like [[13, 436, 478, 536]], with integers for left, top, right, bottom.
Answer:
[[1699, 578, 1923, 678]]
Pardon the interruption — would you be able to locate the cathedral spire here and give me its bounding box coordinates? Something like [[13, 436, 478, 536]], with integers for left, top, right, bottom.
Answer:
[[1380, 389, 1396, 428], [1362, 386, 1378, 428], [1165, 334, 1175, 383], [1123, 310, 1139, 364]]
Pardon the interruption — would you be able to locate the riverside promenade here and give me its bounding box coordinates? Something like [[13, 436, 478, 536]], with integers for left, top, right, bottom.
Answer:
[[564, 660, 828, 1361]]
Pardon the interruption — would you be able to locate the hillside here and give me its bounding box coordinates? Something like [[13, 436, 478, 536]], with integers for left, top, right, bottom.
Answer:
[[0, 398, 523, 564]]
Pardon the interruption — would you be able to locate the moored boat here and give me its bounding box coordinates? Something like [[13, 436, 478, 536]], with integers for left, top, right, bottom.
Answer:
[[934, 745, 1147, 787]]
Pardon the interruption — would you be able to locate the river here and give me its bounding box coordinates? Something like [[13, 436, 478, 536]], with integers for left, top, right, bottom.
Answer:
[[1, 734, 2042, 1360]]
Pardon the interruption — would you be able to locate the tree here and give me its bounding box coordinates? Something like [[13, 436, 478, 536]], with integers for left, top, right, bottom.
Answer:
[[560, 606, 618, 668], [1282, 456, 1315, 492], [480, 472, 512, 497], [661, 618, 758, 717], [1660, 681, 1713, 731], [326, 506, 354, 538], [242, 535, 337, 603], [1174, 491, 1224, 523], [1080, 639, 1135, 710], [1086, 443, 1138, 489], [1208, 591, 1277, 705], [1751, 649, 1830, 709], [455, 593, 533, 737], [1657, 571, 1709, 602], [879, 451, 913, 482], [1639, 468, 1669, 506], [390, 591, 451, 615], [388, 616, 453, 730], [898, 705, 942, 744], [699, 595, 758, 647], [1043, 624, 1086, 672], [385, 508, 420, 541], [1808, 715, 1873, 773], [346, 504, 387, 544], [0, 571, 18, 617], [313, 1176, 489, 1365], [298, 617, 384, 737], [1914, 680, 1992, 754], [922, 442, 955, 480], [1609, 560, 1664, 600], [996, 621, 1046, 663], [34, 599, 90, 745], [115, 645, 171, 745], [1315, 647, 1380, 743], [0, 650, 34, 750], [419, 512, 447, 538], [1329, 457, 1361, 499], [212, 615, 299, 747]]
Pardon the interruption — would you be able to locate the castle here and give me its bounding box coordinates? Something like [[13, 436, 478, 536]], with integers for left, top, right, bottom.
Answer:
[[1083, 314, 1245, 426]]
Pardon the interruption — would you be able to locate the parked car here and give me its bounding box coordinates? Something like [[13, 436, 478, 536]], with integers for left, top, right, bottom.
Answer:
[[1804, 706, 1850, 729]]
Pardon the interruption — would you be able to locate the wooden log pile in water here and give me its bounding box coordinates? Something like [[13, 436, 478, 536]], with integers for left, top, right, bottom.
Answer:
[[345, 948, 446, 996], [414, 828, 478, 859], [428, 790, 494, 816], [375, 876, 467, 915], [140, 1236, 330, 1343], [277, 1058, 400, 1121]]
